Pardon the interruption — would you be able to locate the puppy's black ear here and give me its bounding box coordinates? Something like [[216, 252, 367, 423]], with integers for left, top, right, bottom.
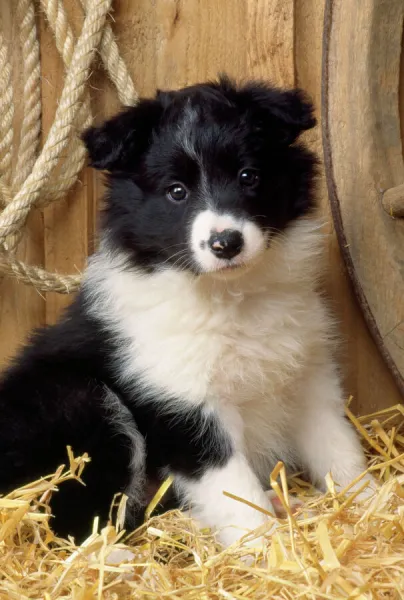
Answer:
[[81, 99, 163, 171], [217, 77, 316, 145], [242, 83, 316, 145]]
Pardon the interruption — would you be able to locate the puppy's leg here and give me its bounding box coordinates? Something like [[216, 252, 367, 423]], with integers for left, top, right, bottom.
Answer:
[[293, 362, 376, 501], [176, 451, 276, 548], [145, 404, 275, 549]]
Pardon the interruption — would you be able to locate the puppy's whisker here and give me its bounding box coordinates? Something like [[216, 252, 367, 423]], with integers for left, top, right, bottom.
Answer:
[[157, 242, 188, 255], [158, 249, 189, 269]]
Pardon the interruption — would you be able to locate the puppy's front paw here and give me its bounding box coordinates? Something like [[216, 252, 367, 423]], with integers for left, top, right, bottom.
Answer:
[[347, 473, 378, 503], [265, 489, 304, 518], [325, 471, 378, 502], [216, 520, 277, 566], [216, 518, 277, 549]]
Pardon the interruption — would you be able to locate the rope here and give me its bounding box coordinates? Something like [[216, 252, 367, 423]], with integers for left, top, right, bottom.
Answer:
[[0, 0, 138, 294], [38, 0, 93, 207], [0, 255, 81, 294], [4, 0, 42, 252], [0, 33, 14, 188], [13, 0, 42, 191]]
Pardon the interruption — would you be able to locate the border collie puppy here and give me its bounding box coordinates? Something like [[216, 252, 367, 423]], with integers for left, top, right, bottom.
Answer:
[[0, 77, 373, 547]]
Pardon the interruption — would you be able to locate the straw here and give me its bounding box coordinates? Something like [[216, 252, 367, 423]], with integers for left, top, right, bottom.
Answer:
[[0, 404, 402, 599]]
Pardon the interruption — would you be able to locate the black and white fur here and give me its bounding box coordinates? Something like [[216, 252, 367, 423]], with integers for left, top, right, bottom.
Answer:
[[0, 77, 373, 546]]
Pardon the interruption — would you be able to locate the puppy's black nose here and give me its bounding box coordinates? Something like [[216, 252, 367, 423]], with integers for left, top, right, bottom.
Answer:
[[208, 229, 244, 260]]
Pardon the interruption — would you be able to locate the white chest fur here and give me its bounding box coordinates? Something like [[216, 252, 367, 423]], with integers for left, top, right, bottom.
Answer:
[[84, 219, 330, 462]]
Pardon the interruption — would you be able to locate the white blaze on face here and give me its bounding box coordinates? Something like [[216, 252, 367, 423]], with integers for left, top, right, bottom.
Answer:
[[190, 209, 266, 274]]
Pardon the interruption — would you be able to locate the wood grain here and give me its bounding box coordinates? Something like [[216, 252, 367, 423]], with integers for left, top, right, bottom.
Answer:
[[0, 0, 402, 411], [323, 0, 404, 396], [247, 0, 294, 85], [0, 1, 45, 368]]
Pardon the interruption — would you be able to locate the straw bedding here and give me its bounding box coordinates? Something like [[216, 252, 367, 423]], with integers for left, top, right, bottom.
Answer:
[[0, 403, 403, 599]]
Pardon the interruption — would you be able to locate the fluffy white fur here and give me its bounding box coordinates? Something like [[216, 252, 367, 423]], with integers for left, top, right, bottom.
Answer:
[[84, 217, 374, 546], [176, 452, 276, 548]]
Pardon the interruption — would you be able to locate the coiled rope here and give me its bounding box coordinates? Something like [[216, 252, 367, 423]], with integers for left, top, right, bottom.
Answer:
[[0, 0, 137, 293]]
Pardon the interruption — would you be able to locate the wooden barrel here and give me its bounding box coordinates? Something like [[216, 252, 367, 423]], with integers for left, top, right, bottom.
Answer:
[[322, 0, 404, 396]]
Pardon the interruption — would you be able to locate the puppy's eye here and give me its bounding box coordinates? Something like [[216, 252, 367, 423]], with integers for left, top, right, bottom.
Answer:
[[239, 168, 260, 189], [166, 183, 188, 202]]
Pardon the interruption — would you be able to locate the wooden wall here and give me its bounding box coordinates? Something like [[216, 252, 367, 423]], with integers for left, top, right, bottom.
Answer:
[[0, 0, 402, 414]]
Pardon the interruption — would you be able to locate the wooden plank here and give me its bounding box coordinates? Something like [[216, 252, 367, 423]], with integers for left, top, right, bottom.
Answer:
[[91, 0, 294, 95], [295, 0, 402, 412], [247, 0, 294, 86], [0, 1, 45, 368], [323, 0, 404, 397]]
